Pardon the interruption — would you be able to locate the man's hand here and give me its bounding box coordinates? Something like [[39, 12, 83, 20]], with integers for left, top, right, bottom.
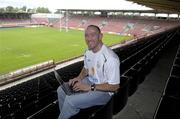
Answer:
[[72, 81, 91, 92], [68, 77, 80, 87]]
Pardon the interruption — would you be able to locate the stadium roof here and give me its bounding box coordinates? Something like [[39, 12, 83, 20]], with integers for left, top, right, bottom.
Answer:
[[127, 0, 180, 13], [57, 9, 174, 14]]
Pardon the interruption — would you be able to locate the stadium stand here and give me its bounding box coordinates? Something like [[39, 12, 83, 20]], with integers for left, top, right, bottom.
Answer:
[[52, 15, 179, 38], [2, 25, 179, 119], [0, 13, 31, 28], [1, 11, 180, 119], [31, 18, 49, 25]]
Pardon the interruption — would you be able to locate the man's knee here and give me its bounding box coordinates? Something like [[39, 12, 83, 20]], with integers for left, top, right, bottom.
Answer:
[[57, 86, 63, 94], [65, 95, 88, 109], [65, 96, 79, 108], [63, 97, 80, 114]]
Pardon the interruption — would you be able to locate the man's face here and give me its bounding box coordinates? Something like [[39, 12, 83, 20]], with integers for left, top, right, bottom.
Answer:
[[84, 27, 102, 51]]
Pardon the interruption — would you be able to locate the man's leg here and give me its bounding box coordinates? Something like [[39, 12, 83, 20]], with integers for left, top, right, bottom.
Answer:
[[58, 77, 112, 119], [59, 91, 111, 119], [57, 86, 66, 111]]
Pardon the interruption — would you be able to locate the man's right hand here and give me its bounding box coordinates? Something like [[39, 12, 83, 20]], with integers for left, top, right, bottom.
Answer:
[[69, 77, 80, 86]]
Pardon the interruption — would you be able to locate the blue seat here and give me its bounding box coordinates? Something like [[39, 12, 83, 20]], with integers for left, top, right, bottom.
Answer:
[[113, 76, 129, 114], [153, 96, 180, 119], [175, 58, 180, 65], [132, 62, 145, 84], [24, 101, 59, 119], [165, 76, 180, 99], [171, 65, 180, 77], [123, 68, 139, 96]]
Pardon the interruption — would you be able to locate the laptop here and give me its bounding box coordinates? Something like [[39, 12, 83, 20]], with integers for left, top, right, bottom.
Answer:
[[54, 70, 76, 95]]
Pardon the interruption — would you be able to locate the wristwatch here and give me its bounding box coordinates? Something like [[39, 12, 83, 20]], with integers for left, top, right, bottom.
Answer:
[[91, 84, 96, 91]]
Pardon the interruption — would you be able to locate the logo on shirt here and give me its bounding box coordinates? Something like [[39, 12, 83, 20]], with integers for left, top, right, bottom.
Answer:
[[89, 67, 95, 75]]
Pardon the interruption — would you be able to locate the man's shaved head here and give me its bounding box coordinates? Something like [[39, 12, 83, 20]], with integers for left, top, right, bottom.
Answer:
[[86, 25, 101, 34]]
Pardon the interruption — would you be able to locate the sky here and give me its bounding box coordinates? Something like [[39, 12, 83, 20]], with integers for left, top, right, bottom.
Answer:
[[0, 0, 152, 12]]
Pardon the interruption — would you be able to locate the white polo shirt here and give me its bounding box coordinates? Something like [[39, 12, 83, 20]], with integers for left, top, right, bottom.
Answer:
[[84, 45, 120, 85]]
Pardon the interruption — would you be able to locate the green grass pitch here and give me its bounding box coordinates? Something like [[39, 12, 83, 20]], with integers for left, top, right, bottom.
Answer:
[[0, 26, 131, 75]]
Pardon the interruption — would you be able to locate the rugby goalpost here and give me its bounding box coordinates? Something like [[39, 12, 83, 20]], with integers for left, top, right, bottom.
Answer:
[[59, 9, 69, 32]]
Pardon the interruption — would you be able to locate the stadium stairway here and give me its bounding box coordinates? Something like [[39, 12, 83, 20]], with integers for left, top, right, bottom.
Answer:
[[153, 42, 180, 119]]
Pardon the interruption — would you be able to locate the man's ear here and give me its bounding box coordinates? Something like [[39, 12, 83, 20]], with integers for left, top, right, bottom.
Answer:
[[99, 33, 103, 40]]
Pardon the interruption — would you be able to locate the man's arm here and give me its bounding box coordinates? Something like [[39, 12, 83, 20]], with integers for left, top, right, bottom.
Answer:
[[94, 83, 120, 92], [69, 67, 88, 86], [77, 67, 88, 80], [72, 82, 120, 92]]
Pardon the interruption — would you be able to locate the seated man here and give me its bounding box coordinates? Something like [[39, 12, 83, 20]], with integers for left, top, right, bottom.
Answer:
[[57, 25, 120, 119]]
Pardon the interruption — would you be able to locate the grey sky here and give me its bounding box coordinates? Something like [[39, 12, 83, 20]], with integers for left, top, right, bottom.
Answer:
[[0, 0, 152, 12]]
